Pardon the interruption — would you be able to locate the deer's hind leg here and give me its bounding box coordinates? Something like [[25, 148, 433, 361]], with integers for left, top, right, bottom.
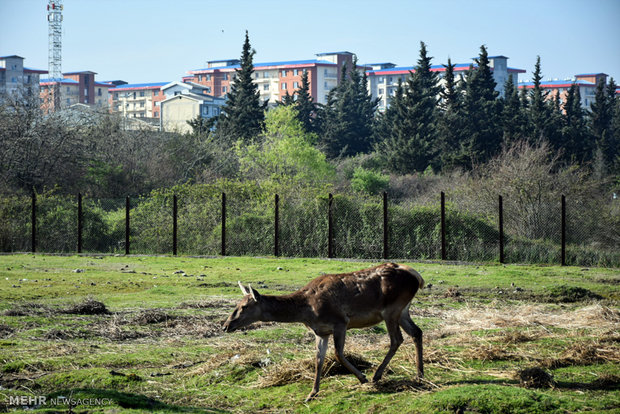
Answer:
[[399, 308, 424, 379]]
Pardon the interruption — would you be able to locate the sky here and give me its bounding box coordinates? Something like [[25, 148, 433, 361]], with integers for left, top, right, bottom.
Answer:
[[1, 0, 619, 85]]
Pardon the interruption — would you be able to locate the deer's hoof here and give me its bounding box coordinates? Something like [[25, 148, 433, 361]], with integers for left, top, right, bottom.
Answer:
[[359, 376, 369, 384], [305, 391, 318, 402]]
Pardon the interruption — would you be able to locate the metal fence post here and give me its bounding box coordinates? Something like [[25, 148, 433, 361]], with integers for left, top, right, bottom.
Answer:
[[31, 191, 36, 253], [499, 195, 504, 264], [173, 194, 178, 256], [274, 194, 280, 257], [77, 193, 83, 254], [125, 196, 130, 255], [383, 191, 388, 260], [440, 191, 446, 261], [561, 194, 566, 266], [328, 193, 334, 258], [221, 192, 226, 256]]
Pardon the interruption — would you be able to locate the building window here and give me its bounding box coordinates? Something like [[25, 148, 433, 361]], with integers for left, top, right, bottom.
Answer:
[[206, 74, 212, 81], [281, 70, 287, 77], [98, 88, 102, 96], [223, 74, 228, 80], [281, 83, 287, 90], [293, 82, 299, 89], [206, 87, 211, 93], [198, 75, 203, 82], [202, 106, 209, 116], [140, 91, 145, 97], [388, 77, 393, 82], [153, 90, 159, 96], [294, 69, 299, 76], [66, 98, 70, 104], [263, 72, 269, 78], [66, 86, 70, 92], [222, 86, 227, 93], [379, 88, 384, 95], [263, 84, 269, 91], [324, 81, 328, 88]]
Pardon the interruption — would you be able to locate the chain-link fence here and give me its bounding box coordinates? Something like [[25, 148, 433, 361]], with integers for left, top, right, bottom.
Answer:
[[1, 191, 618, 267]]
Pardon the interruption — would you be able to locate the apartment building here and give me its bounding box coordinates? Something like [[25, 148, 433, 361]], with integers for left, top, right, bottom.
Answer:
[[185, 52, 358, 105], [108, 82, 168, 119], [40, 70, 112, 112], [518, 73, 608, 111], [0, 55, 47, 97], [159, 81, 226, 133], [367, 56, 526, 110]]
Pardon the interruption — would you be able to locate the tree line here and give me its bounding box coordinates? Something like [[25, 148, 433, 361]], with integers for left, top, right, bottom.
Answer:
[[1, 32, 618, 199]]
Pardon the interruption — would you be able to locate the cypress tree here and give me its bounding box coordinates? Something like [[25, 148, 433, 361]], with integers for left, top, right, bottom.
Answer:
[[529, 56, 550, 143], [562, 84, 590, 163], [437, 58, 467, 170], [377, 41, 440, 173], [320, 59, 378, 158], [590, 77, 617, 169], [295, 70, 317, 133], [460, 45, 502, 166], [501, 74, 526, 145], [217, 31, 266, 143]]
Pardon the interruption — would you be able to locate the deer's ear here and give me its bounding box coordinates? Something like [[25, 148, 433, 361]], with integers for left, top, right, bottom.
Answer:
[[238, 281, 249, 296], [248, 284, 261, 302]]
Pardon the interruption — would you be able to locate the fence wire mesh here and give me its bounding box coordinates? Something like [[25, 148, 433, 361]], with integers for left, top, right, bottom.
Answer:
[[1, 191, 617, 267]]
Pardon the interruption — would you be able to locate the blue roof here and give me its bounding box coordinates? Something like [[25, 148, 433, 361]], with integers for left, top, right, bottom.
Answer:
[[368, 63, 473, 74], [518, 79, 595, 87], [40, 77, 79, 83], [109, 82, 169, 90], [316, 51, 354, 56], [190, 59, 336, 73]]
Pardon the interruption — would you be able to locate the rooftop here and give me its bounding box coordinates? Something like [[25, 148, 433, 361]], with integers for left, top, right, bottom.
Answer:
[[189, 59, 337, 74], [518, 79, 596, 88], [109, 82, 170, 91]]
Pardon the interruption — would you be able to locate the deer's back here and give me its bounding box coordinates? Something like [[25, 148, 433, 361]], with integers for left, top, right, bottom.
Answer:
[[298, 263, 422, 329]]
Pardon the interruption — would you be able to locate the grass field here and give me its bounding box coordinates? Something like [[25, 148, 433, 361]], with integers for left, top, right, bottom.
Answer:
[[0, 254, 618, 413]]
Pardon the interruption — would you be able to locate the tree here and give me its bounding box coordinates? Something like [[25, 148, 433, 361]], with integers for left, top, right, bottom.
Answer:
[[501, 74, 526, 145], [216, 31, 266, 143], [590, 77, 618, 170], [460, 45, 502, 166], [562, 84, 591, 163], [437, 58, 468, 170], [377, 41, 440, 173], [529, 56, 550, 143], [295, 70, 317, 134], [235, 105, 334, 189], [320, 58, 378, 158]]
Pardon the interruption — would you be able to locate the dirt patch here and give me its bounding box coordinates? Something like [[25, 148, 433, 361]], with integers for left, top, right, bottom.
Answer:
[[64, 298, 109, 315], [177, 298, 236, 310], [516, 367, 555, 388], [3, 303, 55, 316]]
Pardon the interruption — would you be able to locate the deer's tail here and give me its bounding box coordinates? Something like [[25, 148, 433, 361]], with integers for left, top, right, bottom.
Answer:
[[397, 264, 425, 290]]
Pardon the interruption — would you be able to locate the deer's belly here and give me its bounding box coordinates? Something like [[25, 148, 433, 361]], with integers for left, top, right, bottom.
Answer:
[[347, 313, 383, 329]]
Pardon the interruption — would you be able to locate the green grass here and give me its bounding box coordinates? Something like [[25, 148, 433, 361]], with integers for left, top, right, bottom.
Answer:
[[0, 254, 618, 413]]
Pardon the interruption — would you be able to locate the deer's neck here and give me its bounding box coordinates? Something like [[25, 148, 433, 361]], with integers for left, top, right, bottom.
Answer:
[[261, 293, 310, 324]]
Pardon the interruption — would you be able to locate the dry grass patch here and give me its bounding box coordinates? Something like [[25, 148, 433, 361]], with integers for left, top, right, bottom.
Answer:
[[63, 298, 109, 315], [516, 367, 555, 388]]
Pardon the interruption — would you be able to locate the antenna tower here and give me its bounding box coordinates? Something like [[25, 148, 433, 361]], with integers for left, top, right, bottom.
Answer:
[[47, 0, 63, 110]]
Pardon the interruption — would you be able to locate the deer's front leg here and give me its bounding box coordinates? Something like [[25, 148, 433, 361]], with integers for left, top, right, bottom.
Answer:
[[306, 334, 329, 402]]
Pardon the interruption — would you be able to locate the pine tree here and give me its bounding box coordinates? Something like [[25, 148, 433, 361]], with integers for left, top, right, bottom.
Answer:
[[217, 31, 266, 143], [460, 45, 502, 166], [295, 70, 316, 133], [278, 90, 296, 106], [320, 59, 378, 158], [377, 41, 440, 173]]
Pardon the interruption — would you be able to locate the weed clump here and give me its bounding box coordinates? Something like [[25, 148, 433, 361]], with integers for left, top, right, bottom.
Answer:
[[134, 310, 171, 324], [0, 324, 14, 338], [516, 367, 555, 388], [64, 298, 109, 315], [546, 286, 602, 303]]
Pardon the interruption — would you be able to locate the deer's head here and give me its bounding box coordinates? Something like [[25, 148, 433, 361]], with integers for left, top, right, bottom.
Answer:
[[222, 281, 263, 333]]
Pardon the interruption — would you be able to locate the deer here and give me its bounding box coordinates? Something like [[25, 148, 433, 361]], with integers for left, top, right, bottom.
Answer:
[[222, 263, 424, 401]]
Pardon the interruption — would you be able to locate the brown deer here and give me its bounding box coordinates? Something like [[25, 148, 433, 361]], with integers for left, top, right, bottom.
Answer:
[[222, 263, 424, 401]]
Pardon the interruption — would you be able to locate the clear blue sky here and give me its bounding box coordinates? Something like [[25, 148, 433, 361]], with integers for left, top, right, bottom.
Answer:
[[1, 0, 619, 85]]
